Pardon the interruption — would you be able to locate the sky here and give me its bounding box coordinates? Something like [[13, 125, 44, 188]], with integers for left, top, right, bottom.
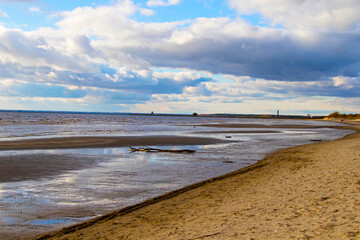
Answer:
[[0, 0, 359, 115]]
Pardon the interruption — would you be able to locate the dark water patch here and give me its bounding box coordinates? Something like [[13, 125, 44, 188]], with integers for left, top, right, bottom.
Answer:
[[0, 153, 104, 183], [192, 130, 281, 134]]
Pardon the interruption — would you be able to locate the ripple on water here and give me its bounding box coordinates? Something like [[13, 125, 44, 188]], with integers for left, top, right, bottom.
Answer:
[[25, 216, 92, 227]]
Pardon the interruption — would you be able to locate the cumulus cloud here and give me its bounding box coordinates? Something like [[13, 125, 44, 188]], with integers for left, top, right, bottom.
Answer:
[[217, 75, 360, 99], [0, 26, 99, 73], [142, 74, 360, 114], [228, 0, 360, 31], [0, 61, 211, 103], [184, 83, 212, 96], [128, 17, 360, 81], [0, 0, 359, 112], [2, 0, 360, 84], [147, 0, 181, 7], [28, 1, 360, 83]]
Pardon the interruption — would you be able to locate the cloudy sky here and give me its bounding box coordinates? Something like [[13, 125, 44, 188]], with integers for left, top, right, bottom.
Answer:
[[0, 0, 359, 114]]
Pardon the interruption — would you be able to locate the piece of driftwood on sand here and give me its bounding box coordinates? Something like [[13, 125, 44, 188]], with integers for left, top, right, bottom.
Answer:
[[129, 147, 196, 153]]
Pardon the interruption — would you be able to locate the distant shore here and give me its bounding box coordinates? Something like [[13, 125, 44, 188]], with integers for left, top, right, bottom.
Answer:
[[0, 109, 326, 119], [33, 121, 360, 239]]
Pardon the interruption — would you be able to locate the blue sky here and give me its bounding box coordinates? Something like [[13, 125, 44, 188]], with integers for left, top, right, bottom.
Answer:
[[0, 0, 243, 29], [0, 0, 359, 114]]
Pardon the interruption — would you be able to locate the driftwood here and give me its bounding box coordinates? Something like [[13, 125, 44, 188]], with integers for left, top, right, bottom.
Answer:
[[129, 147, 195, 153]]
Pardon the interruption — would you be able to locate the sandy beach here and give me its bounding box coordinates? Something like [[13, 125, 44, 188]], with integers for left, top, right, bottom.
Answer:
[[29, 121, 360, 240]]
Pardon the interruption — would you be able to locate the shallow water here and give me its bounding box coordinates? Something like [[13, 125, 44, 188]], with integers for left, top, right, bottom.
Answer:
[[0, 112, 353, 238]]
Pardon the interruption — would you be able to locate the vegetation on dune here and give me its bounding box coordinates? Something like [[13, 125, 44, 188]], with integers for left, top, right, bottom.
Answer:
[[327, 111, 360, 119]]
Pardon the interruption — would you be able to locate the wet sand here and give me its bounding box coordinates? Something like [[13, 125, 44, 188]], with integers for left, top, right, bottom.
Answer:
[[193, 123, 346, 129], [0, 135, 230, 151], [193, 130, 281, 134], [0, 154, 102, 183], [34, 121, 360, 239], [0, 135, 231, 184]]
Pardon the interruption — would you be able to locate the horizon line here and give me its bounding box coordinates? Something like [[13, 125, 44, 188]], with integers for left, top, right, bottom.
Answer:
[[0, 109, 325, 117]]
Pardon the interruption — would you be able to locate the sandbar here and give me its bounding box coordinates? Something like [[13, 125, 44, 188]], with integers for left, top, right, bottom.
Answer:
[[193, 123, 348, 129], [34, 122, 360, 239], [0, 135, 231, 184], [0, 135, 230, 151], [192, 130, 281, 134]]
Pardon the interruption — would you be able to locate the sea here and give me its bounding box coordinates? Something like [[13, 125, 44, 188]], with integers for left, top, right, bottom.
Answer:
[[0, 111, 353, 237]]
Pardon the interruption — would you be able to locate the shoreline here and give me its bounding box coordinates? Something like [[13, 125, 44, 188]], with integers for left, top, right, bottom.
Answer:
[[33, 121, 360, 239]]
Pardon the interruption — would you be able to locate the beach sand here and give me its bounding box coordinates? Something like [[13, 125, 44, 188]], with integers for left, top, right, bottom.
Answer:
[[31, 122, 360, 239]]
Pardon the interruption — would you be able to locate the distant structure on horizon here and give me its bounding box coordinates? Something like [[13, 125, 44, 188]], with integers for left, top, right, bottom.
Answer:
[[277, 110, 279, 118]]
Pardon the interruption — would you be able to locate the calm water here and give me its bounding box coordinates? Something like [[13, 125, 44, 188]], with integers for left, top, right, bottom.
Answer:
[[0, 112, 352, 237]]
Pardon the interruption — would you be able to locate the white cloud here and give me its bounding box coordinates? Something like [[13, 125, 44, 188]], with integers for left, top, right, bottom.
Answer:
[[140, 8, 155, 16], [332, 76, 354, 88], [2, 1, 360, 84], [29, 6, 41, 13], [184, 83, 211, 96], [147, 0, 181, 7], [0, 26, 96, 72], [228, 0, 360, 31], [1, 0, 360, 84], [0, 9, 8, 17], [153, 71, 204, 82], [167, 17, 276, 45]]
